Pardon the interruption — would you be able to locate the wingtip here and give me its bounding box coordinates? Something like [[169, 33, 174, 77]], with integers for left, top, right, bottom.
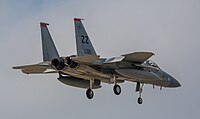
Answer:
[[12, 66, 20, 69], [12, 66, 19, 69], [150, 52, 155, 55], [74, 18, 84, 22], [144, 52, 155, 56], [40, 22, 49, 27], [146, 52, 155, 56]]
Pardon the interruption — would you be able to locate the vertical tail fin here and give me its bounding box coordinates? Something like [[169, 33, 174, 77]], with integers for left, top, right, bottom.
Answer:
[[74, 18, 97, 56], [40, 22, 59, 61]]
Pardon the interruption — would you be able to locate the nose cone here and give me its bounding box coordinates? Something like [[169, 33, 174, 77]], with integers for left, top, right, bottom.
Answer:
[[169, 77, 181, 87]]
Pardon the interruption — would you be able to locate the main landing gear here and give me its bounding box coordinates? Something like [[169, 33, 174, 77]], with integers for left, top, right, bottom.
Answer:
[[86, 76, 122, 99], [113, 75, 121, 95], [85, 77, 144, 104], [86, 85, 122, 99], [136, 82, 144, 104], [86, 79, 94, 99]]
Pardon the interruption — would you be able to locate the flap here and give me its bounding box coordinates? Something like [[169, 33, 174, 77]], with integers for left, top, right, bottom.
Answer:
[[122, 52, 154, 63]]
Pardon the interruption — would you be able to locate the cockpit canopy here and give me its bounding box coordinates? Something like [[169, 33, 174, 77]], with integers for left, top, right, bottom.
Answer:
[[146, 60, 159, 68]]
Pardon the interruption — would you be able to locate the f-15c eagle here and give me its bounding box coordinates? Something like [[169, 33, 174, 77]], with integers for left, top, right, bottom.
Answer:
[[13, 18, 181, 104]]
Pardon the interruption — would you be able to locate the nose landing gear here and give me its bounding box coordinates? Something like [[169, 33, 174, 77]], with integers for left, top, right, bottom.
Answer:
[[136, 82, 144, 104]]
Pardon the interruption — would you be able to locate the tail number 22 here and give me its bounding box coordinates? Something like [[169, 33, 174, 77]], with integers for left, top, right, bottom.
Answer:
[[81, 35, 89, 44]]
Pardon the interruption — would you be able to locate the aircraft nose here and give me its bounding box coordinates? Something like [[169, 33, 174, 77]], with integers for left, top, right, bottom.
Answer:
[[169, 77, 181, 87]]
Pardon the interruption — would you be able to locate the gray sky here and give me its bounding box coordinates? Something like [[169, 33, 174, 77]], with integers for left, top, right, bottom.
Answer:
[[0, 0, 199, 118]]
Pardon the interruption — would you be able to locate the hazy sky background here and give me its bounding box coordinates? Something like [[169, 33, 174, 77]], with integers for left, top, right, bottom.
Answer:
[[0, 0, 199, 119]]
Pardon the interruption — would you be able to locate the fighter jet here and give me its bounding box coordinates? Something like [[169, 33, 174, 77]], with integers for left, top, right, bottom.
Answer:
[[13, 18, 181, 104]]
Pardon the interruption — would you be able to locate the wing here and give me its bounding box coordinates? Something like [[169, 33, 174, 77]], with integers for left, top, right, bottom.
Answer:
[[122, 52, 154, 63], [70, 52, 154, 66], [103, 52, 154, 64], [71, 55, 100, 64], [12, 62, 57, 74]]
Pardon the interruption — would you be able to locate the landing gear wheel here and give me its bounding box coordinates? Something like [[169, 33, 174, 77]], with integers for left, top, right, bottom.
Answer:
[[86, 89, 94, 99], [113, 84, 121, 95], [137, 97, 143, 104]]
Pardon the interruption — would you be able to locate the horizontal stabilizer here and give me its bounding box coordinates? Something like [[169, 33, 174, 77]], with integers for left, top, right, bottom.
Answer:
[[21, 68, 56, 74], [13, 62, 49, 69], [12, 62, 56, 74]]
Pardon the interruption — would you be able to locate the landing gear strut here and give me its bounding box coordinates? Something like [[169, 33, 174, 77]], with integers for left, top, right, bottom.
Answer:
[[136, 82, 144, 104], [112, 75, 121, 95], [86, 79, 94, 99]]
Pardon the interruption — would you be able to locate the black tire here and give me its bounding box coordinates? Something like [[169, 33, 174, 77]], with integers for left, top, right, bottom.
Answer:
[[113, 84, 121, 95], [86, 89, 94, 99], [137, 97, 143, 104]]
